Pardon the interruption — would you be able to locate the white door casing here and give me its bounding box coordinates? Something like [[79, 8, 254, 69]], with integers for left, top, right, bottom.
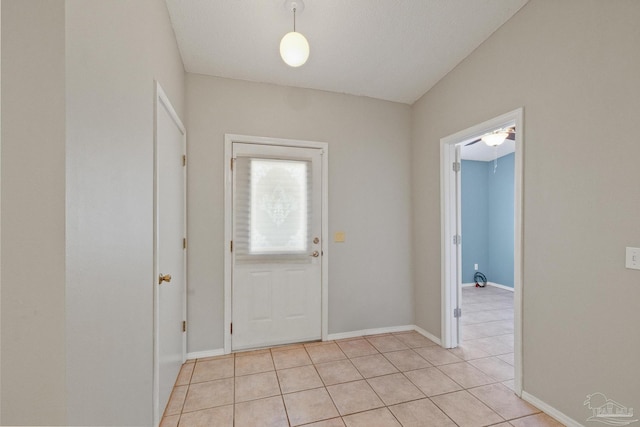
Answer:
[[440, 108, 523, 395], [153, 82, 187, 427], [224, 135, 329, 354], [455, 144, 463, 343]]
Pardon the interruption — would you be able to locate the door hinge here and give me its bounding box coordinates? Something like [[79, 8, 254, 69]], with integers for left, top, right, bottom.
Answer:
[[453, 235, 461, 245], [182, 155, 186, 166], [454, 308, 462, 318], [183, 237, 187, 249], [230, 323, 233, 334], [230, 240, 233, 252], [182, 321, 186, 332], [231, 158, 234, 170], [453, 161, 461, 172]]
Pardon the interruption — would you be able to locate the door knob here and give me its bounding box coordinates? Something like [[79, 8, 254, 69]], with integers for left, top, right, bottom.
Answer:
[[158, 273, 172, 285], [310, 251, 320, 257]]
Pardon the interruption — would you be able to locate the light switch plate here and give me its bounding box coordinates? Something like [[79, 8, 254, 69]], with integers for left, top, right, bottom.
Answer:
[[626, 247, 640, 270], [334, 231, 345, 243]]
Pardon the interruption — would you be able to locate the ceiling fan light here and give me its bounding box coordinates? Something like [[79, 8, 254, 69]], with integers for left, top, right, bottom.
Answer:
[[280, 31, 309, 67], [482, 131, 509, 147]]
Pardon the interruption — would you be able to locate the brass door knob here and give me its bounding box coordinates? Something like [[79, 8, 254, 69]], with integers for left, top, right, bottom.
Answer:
[[310, 251, 320, 257], [158, 273, 172, 285]]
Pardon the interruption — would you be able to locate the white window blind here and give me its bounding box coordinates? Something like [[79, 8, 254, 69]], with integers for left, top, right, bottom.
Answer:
[[234, 156, 312, 264]]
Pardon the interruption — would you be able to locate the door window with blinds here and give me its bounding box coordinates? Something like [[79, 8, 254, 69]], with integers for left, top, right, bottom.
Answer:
[[234, 156, 312, 263]]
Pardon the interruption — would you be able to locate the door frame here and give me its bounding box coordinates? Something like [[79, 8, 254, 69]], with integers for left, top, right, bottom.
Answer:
[[440, 108, 524, 395], [224, 134, 329, 354], [153, 81, 187, 426]]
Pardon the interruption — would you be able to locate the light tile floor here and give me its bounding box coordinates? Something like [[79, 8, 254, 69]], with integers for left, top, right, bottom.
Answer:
[[161, 286, 564, 427]]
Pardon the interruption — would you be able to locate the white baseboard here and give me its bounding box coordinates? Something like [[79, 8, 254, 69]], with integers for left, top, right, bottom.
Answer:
[[463, 281, 514, 292], [193, 325, 443, 360], [521, 391, 584, 427], [412, 325, 442, 346], [488, 282, 514, 292], [186, 348, 225, 360], [327, 324, 414, 341], [327, 324, 442, 346]]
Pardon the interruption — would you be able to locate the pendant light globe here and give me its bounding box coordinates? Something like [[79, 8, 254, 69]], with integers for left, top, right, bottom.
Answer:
[[280, 31, 309, 67]]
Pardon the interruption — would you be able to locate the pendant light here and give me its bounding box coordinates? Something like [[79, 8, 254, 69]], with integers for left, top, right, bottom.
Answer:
[[280, 0, 309, 67]]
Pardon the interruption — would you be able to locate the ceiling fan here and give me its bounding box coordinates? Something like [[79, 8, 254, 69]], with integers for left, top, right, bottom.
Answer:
[[465, 127, 516, 147]]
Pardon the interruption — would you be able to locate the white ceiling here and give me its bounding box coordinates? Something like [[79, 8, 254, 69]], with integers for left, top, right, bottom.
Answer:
[[165, 0, 528, 104]]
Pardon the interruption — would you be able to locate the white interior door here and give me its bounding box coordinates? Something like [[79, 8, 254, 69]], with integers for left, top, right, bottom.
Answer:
[[232, 143, 323, 351], [154, 84, 186, 425]]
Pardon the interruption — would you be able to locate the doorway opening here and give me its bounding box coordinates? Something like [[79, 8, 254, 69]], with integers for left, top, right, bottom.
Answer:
[[223, 135, 329, 354], [440, 108, 523, 395]]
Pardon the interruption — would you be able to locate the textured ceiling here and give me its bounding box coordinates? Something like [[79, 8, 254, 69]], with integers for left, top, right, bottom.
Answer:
[[165, 0, 528, 104]]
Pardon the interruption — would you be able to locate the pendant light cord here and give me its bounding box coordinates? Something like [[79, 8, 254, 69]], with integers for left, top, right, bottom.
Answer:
[[293, 7, 297, 32]]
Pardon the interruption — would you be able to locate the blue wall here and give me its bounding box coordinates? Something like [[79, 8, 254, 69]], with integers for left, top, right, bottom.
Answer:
[[461, 160, 489, 283], [461, 153, 514, 287]]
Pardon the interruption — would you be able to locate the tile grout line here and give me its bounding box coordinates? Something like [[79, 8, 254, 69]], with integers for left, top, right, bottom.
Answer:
[[428, 389, 507, 427], [305, 343, 345, 425], [270, 348, 294, 427], [174, 357, 197, 425]]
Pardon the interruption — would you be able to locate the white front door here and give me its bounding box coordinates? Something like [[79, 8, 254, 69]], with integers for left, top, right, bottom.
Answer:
[[154, 84, 186, 425], [231, 143, 323, 351]]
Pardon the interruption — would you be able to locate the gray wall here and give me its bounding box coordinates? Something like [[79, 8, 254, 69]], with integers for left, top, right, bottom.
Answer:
[[0, 0, 184, 425], [412, 0, 640, 420], [65, 1, 184, 425], [186, 74, 413, 353], [1, 1, 67, 424]]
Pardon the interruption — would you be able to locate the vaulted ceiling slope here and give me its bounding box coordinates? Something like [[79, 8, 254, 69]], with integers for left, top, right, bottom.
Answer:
[[165, 0, 528, 104]]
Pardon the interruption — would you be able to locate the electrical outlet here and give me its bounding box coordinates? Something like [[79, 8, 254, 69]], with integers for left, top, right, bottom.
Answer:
[[474, 263, 478, 271], [626, 247, 640, 270]]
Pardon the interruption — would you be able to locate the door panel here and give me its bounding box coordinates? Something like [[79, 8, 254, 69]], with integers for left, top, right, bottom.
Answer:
[[155, 89, 186, 423], [248, 271, 273, 322], [283, 269, 307, 318], [232, 143, 322, 350]]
